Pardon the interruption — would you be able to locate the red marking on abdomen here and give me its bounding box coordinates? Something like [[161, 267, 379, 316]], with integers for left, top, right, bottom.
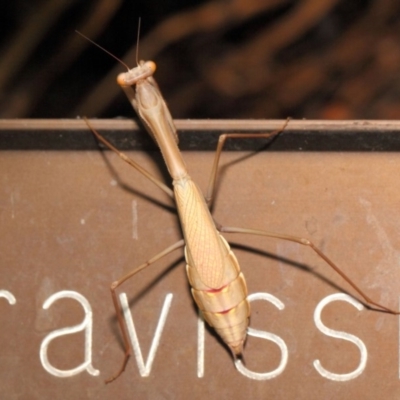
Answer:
[[205, 283, 228, 293]]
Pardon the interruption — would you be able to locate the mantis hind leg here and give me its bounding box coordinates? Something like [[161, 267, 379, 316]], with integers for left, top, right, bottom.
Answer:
[[205, 119, 398, 315], [217, 225, 399, 315], [83, 119, 186, 381]]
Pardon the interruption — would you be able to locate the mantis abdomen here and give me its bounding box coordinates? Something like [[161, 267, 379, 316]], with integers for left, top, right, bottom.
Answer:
[[174, 176, 250, 356]]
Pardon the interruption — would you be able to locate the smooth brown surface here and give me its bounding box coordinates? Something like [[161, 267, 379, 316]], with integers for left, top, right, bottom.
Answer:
[[1, 124, 400, 399]]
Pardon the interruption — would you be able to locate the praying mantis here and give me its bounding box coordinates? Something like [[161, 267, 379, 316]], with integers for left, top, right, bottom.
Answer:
[[82, 38, 399, 384]]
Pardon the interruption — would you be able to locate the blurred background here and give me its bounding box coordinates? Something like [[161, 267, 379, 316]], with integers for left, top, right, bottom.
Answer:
[[0, 0, 400, 120]]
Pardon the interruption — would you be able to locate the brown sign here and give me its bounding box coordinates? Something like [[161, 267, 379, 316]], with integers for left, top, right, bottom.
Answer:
[[1, 122, 400, 398]]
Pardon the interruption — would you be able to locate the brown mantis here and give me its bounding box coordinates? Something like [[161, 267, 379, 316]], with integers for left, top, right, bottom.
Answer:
[[82, 39, 399, 384]]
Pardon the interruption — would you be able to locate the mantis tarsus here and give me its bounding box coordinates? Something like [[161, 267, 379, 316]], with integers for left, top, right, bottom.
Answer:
[[82, 41, 399, 384]]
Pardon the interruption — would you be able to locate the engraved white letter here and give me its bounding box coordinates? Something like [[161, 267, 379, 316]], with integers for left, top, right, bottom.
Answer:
[[120, 292, 173, 377], [0, 290, 16, 305], [235, 292, 288, 380], [40, 290, 100, 377], [197, 312, 205, 378], [313, 293, 366, 381]]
